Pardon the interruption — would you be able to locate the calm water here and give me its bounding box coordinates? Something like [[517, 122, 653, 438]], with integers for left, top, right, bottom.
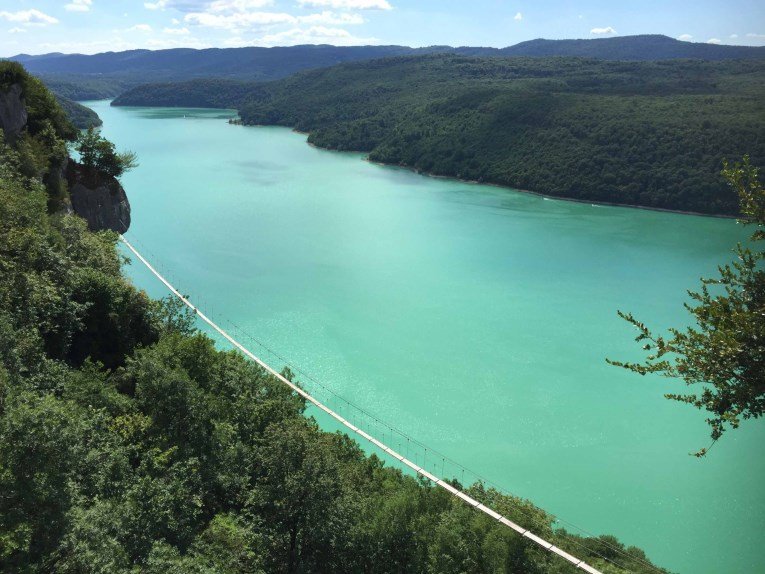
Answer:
[[88, 100, 763, 574]]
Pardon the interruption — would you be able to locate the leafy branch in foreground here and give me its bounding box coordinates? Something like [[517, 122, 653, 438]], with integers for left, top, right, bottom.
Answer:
[[608, 156, 765, 457]]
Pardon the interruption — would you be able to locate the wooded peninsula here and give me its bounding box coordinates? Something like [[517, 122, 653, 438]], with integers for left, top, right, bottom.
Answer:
[[114, 55, 765, 215]]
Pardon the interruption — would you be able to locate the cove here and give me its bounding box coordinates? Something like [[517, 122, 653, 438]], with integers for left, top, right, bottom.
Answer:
[[87, 100, 764, 574]]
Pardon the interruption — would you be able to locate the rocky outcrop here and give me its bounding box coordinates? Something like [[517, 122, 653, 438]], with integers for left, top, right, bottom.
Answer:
[[66, 162, 131, 233], [0, 83, 28, 142], [2, 79, 131, 232]]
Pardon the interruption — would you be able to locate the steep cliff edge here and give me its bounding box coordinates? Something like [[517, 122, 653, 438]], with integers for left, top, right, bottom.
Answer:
[[0, 83, 27, 142], [66, 162, 131, 233], [66, 161, 130, 233], [0, 72, 130, 233]]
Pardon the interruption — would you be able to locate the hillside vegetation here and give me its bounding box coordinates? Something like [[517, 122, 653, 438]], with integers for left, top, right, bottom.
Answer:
[[501, 34, 765, 60], [113, 78, 251, 109], [0, 62, 667, 573], [118, 55, 764, 215], [14, 45, 421, 99], [54, 93, 102, 129], [42, 75, 134, 101]]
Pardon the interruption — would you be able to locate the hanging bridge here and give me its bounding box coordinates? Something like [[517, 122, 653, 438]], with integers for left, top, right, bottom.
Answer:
[[119, 233, 661, 574]]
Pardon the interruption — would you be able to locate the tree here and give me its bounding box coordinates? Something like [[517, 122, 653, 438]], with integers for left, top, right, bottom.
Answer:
[[609, 156, 765, 456], [247, 418, 360, 574], [74, 127, 138, 178]]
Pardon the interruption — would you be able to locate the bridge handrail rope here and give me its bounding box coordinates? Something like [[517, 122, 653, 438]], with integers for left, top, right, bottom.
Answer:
[[219, 320, 663, 574], [119, 233, 660, 574]]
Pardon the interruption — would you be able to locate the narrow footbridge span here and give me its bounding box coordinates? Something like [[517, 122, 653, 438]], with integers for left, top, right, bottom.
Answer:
[[120, 235, 604, 574]]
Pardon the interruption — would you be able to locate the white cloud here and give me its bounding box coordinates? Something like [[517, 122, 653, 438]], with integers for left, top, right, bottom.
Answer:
[[185, 8, 367, 30], [65, 0, 92, 12], [514, 12, 522, 21], [38, 34, 208, 53], [222, 36, 249, 47], [128, 23, 153, 32], [0, 9, 58, 25], [185, 11, 296, 29], [144, 0, 168, 10], [707, 38, 721, 44], [298, 11, 364, 25], [297, 0, 392, 10], [8, 27, 26, 33], [208, 0, 274, 10], [590, 26, 617, 35], [144, 0, 272, 11], [144, 0, 391, 16], [730, 33, 738, 39], [163, 26, 190, 34], [677, 33, 692, 41], [746, 32, 765, 39], [255, 25, 379, 45], [38, 37, 138, 53], [171, 17, 180, 24], [146, 36, 211, 48]]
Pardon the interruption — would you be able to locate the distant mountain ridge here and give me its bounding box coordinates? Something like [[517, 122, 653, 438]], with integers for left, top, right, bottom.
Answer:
[[9, 46, 429, 82], [501, 35, 764, 59], [6, 35, 764, 100]]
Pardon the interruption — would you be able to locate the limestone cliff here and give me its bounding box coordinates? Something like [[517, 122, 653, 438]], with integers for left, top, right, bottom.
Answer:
[[0, 83, 28, 142], [1, 80, 130, 233], [66, 162, 131, 234]]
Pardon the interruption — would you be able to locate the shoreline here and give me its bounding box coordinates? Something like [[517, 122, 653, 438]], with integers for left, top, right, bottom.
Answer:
[[109, 99, 740, 219], [114, 103, 735, 219], [288, 127, 737, 220], [364, 157, 738, 219]]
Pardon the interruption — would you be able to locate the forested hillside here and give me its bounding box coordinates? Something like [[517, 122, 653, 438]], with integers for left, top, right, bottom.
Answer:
[[54, 93, 102, 128], [225, 55, 763, 215], [43, 75, 134, 101], [502, 34, 765, 59], [113, 78, 251, 109], [12, 45, 422, 99], [0, 62, 667, 573]]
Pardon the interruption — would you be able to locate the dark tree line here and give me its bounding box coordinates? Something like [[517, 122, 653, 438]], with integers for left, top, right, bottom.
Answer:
[[54, 94, 102, 129], [233, 55, 764, 215]]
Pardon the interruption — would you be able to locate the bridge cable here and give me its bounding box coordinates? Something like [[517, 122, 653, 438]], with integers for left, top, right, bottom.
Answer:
[[118, 232, 663, 574]]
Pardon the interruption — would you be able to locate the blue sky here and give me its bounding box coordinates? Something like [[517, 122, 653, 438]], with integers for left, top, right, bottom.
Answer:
[[1, 0, 764, 56]]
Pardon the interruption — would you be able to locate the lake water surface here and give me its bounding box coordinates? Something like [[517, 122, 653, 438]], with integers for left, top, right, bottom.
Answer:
[[88, 100, 764, 574]]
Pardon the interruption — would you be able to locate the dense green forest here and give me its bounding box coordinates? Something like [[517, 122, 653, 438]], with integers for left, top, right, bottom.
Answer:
[[54, 93, 102, 129], [0, 62, 669, 573], [117, 55, 764, 215], [113, 78, 251, 109], [239, 56, 764, 215], [41, 76, 134, 100], [500, 34, 765, 60]]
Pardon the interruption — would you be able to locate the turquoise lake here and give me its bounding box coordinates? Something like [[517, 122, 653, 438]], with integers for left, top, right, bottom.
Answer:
[[87, 100, 764, 574]]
